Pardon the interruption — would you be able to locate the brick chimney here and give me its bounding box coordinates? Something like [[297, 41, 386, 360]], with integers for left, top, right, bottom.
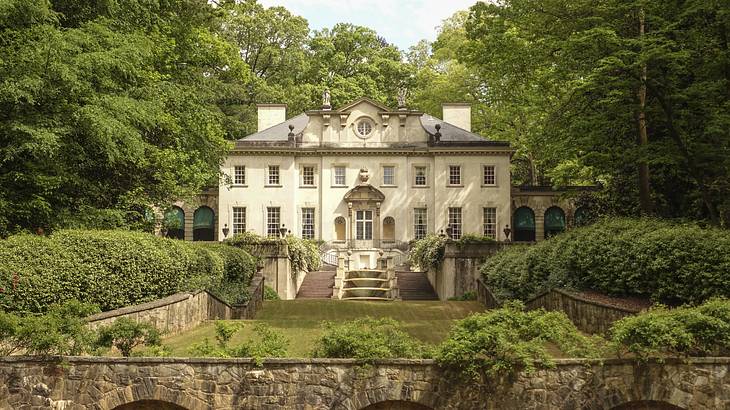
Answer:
[[257, 104, 287, 132], [442, 103, 472, 132]]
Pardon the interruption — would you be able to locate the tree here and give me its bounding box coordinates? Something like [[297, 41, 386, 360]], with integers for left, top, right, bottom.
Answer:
[[459, 0, 730, 224], [0, 0, 250, 235], [95, 318, 161, 357]]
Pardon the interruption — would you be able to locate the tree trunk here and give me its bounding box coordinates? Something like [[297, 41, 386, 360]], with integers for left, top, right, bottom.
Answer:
[[637, 8, 652, 214]]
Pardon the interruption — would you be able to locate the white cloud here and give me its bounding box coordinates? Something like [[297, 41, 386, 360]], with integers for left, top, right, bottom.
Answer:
[[257, 0, 477, 50]]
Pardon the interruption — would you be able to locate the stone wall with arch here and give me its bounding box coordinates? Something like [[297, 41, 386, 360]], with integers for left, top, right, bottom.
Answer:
[[0, 357, 726, 409], [160, 188, 219, 242], [511, 186, 595, 242]]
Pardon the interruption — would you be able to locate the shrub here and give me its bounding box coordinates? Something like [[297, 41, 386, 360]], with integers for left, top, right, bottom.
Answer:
[[409, 234, 447, 270], [225, 232, 320, 276], [95, 318, 162, 357], [1, 300, 100, 356], [188, 322, 289, 364], [480, 218, 730, 304], [264, 286, 280, 301], [0, 230, 256, 313], [203, 244, 258, 304], [435, 302, 603, 380], [311, 317, 431, 361], [610, 298, 730, 359]]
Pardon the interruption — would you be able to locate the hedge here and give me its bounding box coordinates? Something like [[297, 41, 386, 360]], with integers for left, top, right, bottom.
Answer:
[[0, 230, 257, 313], [481, 218, 730, 305], [225, 232, 320, 275]]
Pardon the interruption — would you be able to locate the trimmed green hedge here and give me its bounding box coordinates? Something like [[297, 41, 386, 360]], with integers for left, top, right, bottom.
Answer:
[[0, 230, 256, 313], [481, 218, 730, 305], [225, 232, 320, 275]]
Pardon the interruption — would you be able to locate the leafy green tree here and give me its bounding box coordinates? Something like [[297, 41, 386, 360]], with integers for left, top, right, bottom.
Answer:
[[95, 317, 162, 357], [0, 0, 248, 234]]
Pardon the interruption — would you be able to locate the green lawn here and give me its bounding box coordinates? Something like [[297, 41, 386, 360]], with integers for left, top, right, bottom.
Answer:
[[163, 300, 483, 357]]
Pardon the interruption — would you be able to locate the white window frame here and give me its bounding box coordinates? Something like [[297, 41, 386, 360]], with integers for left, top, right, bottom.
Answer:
[[233, 166, 246, 186], [356, 210, 373, 240], [333, 165, 347, 187], [448, 165, 462, 186], [414, 208, 427, 240], [483, 207, 497, 239], [267, 165, 281, 186], [301, 207, 315, 239], [482, 165, 497, 186], [301, 165, 316, 187], [232, 206, 246, 234], [382, 165, 396, 186], [266, 207, 280, 237], [413, 166, 428, 187], [448, 207, 462, 239]]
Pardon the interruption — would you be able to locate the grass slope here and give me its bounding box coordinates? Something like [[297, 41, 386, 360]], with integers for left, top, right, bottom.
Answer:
[[164, 300, 482, 357]]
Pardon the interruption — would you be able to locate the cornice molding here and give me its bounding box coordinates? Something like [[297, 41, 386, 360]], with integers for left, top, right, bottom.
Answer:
[[229, 148, 514, 157]]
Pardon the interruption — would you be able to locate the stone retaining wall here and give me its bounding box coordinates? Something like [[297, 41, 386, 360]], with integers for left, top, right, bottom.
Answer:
[[0, 356, 727, 409], [87, 275, 265, 335], [525, 288, 641, 334]]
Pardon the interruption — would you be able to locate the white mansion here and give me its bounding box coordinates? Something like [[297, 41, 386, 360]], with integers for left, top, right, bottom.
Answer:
[[167, 96, 588, 247]]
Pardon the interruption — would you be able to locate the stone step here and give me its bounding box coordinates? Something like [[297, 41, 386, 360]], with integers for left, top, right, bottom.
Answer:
[[296, 271, 336, 299], [396, 271, 438, 300]]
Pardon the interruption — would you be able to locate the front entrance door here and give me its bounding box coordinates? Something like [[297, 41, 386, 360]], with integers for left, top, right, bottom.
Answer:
[[355, 210, 373, 241]]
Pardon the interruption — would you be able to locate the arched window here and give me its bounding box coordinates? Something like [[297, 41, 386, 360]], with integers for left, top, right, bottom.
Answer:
[[193, 206, 215, 241], [335, 216, 346, 241], [382, 216, 395, 241], [574, 206, 590, 227], [513, 207, 535, 242], [544, 206, 566, 239], [164, 207, 185, 240]]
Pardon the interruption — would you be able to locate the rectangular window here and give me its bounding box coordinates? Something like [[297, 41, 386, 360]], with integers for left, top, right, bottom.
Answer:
[[234, 166, 246, 185], [266, 207, 280, 237], [356, 210, 373, 240], [232, 207, 246, 234], [382, 166, 395, 185], [414, 208, 427, 240], [334, 166, 346, 186], [301, 208, 315, 239], [414, 166, 427, 186], [448, 207, 462, 240], [449, 165, 461, 186], [268, 165, 280, 185], [483, 165, 496, 186], [302, 166, 315, 186], [483, 207, 497, 239]]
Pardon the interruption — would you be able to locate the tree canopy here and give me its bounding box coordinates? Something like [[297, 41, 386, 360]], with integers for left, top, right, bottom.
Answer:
[[1, 0, 727, 233]]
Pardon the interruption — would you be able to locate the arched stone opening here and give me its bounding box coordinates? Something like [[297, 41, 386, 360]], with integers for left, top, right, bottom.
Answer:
[[193, 206, 215, 241], [360, 400, 434, 410], [574, 206, 590, 226], [164, 206, 185, 240], [544, 206, 566, 239], [382, 216, 395, 241], [335, 216, 346, 241], [513, 206, 535, 242], [611, 401, 686, 410], [112, 400, 189, 410]]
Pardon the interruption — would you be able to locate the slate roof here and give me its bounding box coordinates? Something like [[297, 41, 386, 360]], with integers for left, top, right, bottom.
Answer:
[[234, 106, 510, 148]]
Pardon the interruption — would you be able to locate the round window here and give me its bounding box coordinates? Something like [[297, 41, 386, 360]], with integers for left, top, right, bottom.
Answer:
[[355, 119, 374, 138]]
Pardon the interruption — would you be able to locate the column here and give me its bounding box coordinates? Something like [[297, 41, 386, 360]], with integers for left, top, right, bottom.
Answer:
[[535, 208, 545, 242]]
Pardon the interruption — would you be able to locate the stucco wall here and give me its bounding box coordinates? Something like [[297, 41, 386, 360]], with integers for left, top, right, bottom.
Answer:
[[1, 357, 727, 410]]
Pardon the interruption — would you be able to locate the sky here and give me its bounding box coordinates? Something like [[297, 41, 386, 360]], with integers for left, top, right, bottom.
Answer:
[[257, 0, 478, 51]]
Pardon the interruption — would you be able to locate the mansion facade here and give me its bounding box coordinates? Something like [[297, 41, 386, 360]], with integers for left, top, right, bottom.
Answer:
[[168, 96, 588, 247]]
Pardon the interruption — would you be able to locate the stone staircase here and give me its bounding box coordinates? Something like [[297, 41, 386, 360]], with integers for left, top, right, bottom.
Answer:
[[396, 271, 439, 300], [296, 269, 335, 299]]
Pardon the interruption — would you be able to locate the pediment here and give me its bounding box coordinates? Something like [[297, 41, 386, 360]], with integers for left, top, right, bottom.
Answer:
[[343, 184, 385, 202], [337, 97, 393, 113]]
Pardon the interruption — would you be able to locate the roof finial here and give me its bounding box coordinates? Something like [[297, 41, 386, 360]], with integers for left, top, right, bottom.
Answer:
[[434, 123, 442, 142], [397, 87, 408, 110], [288, 124, 295, 143], [322, 89, 331, 110]]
